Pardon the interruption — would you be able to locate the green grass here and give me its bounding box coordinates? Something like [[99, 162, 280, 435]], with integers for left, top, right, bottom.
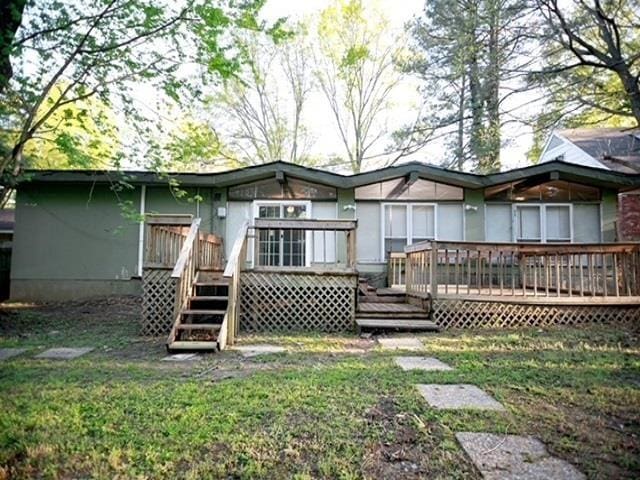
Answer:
[[1, 300, 639, 479]]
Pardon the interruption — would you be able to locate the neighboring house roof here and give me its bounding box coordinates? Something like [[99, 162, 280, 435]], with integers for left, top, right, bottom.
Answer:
[[20, 159, 640, 192], [540, 127, 640, 173], [0, 209, 15, 232]]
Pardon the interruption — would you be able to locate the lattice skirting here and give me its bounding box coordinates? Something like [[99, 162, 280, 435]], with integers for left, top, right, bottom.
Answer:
[[141, 268, 176, 336], [433, 299, 640, 330], [240, 272, 357, 332]]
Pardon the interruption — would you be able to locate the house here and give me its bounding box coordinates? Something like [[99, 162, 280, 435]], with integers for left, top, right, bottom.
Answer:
[[539, 128, 640, 240], [9, 160, 640, 348]]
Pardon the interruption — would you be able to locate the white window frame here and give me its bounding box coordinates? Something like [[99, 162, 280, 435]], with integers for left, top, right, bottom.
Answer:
[[512, 203, 573, 243], [380, 202, 438, 259], [252, 200, 312, 267]]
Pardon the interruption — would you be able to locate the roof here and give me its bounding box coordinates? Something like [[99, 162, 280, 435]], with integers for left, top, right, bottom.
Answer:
[[19, 159, 640, 192], [559, 128, 640, 173]]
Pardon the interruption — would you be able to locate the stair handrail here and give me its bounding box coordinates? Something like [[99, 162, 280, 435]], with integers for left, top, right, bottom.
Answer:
[[220, 220, 250, 348], [171, 217, 201, 318]]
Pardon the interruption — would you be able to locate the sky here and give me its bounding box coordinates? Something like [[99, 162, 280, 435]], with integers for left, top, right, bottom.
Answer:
[[259, 0, 538, 172]]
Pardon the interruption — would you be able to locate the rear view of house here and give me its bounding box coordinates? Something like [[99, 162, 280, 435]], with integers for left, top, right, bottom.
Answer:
[[10, 160, 640, 349]]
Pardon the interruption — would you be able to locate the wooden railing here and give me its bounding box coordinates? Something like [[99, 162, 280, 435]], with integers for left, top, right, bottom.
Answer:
[[388, 252, 406, 287], [171, 218, 201, 317], [144, 215, 193, 268], [403, 240, 640, 304], [145, 215, 223, 270], [251, 218, 357, 271], [222, 220, 250, 348]]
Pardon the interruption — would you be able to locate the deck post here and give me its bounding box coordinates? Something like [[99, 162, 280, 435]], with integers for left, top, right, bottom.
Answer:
[[430, 241, 438, 299]]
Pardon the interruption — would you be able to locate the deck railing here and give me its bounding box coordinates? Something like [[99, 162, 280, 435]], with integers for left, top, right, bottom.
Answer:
[[142, 215, 224, 337], [250, 218, 357, 271], [402, 241, 640, 303], [222, 220, 250, 347], [388, 252, 406, 287]]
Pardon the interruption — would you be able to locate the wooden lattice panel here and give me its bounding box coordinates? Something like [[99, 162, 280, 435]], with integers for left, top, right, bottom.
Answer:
[[141, 268, 176, 336], [433, 299, 640, 330], [240, 272, 357, 332]]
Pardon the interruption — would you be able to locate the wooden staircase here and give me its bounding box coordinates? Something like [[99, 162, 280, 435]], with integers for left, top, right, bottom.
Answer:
[[356, 279, 439, 331], [167, 270, 230, 351]]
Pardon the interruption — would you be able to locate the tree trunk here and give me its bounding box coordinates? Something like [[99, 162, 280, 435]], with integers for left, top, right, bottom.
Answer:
[[0, 0, 27, 94]]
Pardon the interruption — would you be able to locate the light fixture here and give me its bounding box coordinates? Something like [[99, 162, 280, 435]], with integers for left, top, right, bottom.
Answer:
[[286, 205, 295, 214], [514, 196, 526, 201], [464, 204, 478, 212], [343, 204, 356, 211]]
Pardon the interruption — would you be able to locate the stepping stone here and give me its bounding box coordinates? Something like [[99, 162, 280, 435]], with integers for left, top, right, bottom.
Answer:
[[34, 347, 94, 360], [162, 353, 198, 362], [416, 384, 505, 411], [456, 432, 585, 480], [234, 344, 286, 357], [378, 337, 423, 351], [395, 356, 453, 371], [0, 348, 27, 361]]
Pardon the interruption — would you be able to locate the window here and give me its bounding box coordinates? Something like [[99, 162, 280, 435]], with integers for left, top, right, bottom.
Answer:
[[514, 204, 572, 242], [254, 201, 310, 267], [382, 204, 436, 258], [485, 180, 600, 202], [545, 205, 571, 242], [230, 177, 336, 200], [515, 205, 541, 242], [356, 178, 463, 200]]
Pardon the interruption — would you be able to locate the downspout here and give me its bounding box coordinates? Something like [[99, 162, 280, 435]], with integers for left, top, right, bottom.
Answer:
[[137, 185, 146, 277]]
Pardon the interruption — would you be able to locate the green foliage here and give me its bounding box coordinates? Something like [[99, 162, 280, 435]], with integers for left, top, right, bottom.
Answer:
[[530, 0, 640, 141]]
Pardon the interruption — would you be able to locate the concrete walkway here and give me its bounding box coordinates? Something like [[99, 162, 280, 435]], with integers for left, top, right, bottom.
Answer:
[[456, 432, 585, 479]]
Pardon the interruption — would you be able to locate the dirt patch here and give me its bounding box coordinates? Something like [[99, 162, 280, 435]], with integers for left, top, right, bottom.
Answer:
[[361, 397, 477, 479]]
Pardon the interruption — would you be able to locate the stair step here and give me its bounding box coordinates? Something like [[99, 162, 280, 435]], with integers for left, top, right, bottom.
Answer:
[[191, 296, 229, 301], [356, 312, 431, 319], [356, 318, 440, 331], [168, 340, 219, 351], [359, 296, 405, 303], [375, 288, 406, 297], [181, 309, 226, 316], [177, 323, 222, 330], [358, 303, 425, 314], [194, 280, 229, 286]]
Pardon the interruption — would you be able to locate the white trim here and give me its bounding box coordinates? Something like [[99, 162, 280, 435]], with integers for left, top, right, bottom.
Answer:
[[512, 203, 573, 242], [137, 185, 146, 277], [252, 200, 312, 267], [380, 202, 438, 259]]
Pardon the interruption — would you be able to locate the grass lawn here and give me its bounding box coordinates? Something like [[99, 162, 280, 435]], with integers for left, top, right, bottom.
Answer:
[[1, 297, 639, 479]]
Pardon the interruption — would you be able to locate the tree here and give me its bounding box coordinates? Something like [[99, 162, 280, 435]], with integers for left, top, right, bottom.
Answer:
[[403, 0, 536, 172], [314, 0, 405, 173], [206, 27, 315, 166], [16, 82, 120, 169], [531, 0, 640, 128], [0, 0, 278, 204]]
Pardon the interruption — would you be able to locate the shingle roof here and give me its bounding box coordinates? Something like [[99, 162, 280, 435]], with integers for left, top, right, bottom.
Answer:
[[559, 128, 640, 173]]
